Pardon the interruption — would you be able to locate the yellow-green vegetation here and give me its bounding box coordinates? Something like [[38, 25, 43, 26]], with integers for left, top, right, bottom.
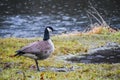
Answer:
[[0, 30, 120, 80]]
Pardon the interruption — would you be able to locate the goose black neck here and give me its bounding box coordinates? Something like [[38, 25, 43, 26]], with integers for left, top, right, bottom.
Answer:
[[43, 29, 50, 41]]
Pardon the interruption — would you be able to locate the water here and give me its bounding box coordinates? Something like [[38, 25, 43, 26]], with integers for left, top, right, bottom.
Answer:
[[0, 15, 89, 38], [0, 14, 120, 38], [0, 0, 120, 38]]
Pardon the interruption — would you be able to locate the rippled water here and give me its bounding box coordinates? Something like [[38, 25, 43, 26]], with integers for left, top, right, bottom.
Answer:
[[0, 0, 120, 38], [0, 14, 120, 38], [0, 15, 90, 38]]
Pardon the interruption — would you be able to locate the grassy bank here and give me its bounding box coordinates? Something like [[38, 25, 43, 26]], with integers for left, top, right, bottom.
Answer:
[[0, 29, 120, 80]]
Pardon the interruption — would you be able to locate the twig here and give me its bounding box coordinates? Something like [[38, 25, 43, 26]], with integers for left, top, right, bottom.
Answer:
[[87, 11, 102, 25], [87, 1, 109, 27], [88, 1, 105, 23], [87, 13, 93, 25]]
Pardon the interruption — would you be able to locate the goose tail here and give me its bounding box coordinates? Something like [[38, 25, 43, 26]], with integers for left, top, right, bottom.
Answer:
[[14, 50, 25, 57]]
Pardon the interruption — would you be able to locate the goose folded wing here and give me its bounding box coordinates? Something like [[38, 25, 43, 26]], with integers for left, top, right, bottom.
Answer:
[[19, 41, 51, 53]]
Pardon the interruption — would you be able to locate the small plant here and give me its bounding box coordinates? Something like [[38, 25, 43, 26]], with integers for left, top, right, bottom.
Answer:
[[84, 2, 119, 34]]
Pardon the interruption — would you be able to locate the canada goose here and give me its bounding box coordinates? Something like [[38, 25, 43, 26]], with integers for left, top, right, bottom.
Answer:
[[14, 26, 55, 71]]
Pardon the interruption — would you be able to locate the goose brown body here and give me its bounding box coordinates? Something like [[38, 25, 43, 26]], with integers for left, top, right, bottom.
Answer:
[[20, 39, 54, 60], [15, 26, 55, 71]]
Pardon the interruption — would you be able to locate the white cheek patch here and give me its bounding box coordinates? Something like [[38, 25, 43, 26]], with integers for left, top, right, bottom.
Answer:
[[47, 28, 52, 32], [23, 54, 38, 59]]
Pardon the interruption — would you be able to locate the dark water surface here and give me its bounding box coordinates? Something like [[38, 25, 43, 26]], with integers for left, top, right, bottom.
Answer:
[[0, 0, 120, 38], [0, 15, 89, 37]]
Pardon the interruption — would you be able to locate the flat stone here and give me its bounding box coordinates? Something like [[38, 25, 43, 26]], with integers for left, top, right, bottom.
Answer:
[[50, 67, 68, 72], [96, 55, 105, 58], [86, 56, 94, 59], [107, 57, 110, 59], [117, 55, 120, 57], [0, 68, 2, 72], [105, 42, 120, 47], [109, 56, 115, 58], [80, 60, 91, 63]]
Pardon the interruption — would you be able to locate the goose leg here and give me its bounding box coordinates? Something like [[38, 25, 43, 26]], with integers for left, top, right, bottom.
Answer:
[[35, 59, 40, 71]]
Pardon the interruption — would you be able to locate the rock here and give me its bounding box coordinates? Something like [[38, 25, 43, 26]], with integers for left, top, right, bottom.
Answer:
[[105, 42, 120, 47], [66, 42, 120, 63], [0, 68, 2, 72], [109, 56, 115, 58], [95, 55, 105, 58], [86, 56, 94, 59], [80, 60, 91, 63], [51, 67, 74, 72], [50, 67, 68, 72]]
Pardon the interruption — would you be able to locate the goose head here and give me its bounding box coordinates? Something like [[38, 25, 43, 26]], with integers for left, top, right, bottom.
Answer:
[[43, 26, 55, 41]]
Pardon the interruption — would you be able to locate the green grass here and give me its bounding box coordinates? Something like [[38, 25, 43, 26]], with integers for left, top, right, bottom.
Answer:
[[0, 31, 120, 80]]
